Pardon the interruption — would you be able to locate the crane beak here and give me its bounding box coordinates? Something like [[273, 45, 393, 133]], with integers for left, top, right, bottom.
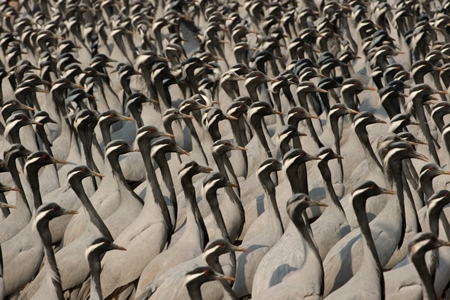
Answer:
[[162, 132, 175, 138], [62, 209, 78, 215], [21, 105, 35, 111], [312, 156, 322, 160], [363, 86, 377, 91], [316, 88, 328, 93], [297, 132, 308, 137], [227, 115, 239, 121], [0, 203, 17, 209], [120, 116, 134, 121], [349, 109, 359, 115], [179, 113, 194, 120], [5, 186, 20, 192], [337, 154, 344, 160], [91, 172, 104, 178], [111, 244, 127, 251], [227, 182, 239, 188], [150, 99, 159, 104], [217, 275, 235, 281], [272, 110, 283, 116], [433, 90, 447, 95], [311, 200, 328, 207], [381, 188, 396, 195], [415, 153, 429, 162], [233, 145, 247, 151], [232, 245, 249, 252], [31, 121, 43, 126], [376, 119, 387, 124], [52, 158, 68, 164], [200, 166, 214, 173], [177, 147, 190, 156], [309, 114, 320, 119]]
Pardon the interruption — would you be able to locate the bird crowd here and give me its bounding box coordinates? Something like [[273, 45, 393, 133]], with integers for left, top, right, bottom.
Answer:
[[1, 0, 450, 299]]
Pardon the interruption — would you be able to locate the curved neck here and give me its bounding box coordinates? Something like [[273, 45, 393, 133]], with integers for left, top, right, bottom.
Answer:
[[186, 281, 204, 300], [27, 168, 42, 211], [413, 252, 437, 300], [206, 190, 230, 241], [88, 258, 103, 300], [139, 141, 172, 236], [99, 122, 112, 146], [353, 197, 385, 299], [317, 161, 346, 216], [260, 174, 284, 233], [38, 222, 64, 300], [182, 175, 208, 248], [355, 126, 383, 171], [7, 155, 30, 212], [70, 179, 112, 240]]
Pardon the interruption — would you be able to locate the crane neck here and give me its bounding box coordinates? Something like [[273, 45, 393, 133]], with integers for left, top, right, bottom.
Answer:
[[353, 196, 385, 299], [205, 189, 230, 241], [413, 251, 438, 300], [259, 173, 284, 233], [38, 222, 64, 300], [182, 174, 209, 248], [70, 179, 112, 240], [6, 154, 30, 212], [317, 161, 346, 216], [88, 256, 103, 300]]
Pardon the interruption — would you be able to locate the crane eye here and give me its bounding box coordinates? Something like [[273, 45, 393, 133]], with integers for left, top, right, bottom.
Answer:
[[121, 143, 125, 147], [174, 111, 179, 115], [257, 74, 262, 78], [104, 239, 110, 244], [42, 154, 48, 159], [224, 142, 229, 146], [109, 113, 114, 117], [354, 82, 359, 86], [204, 269, 210, 275], [148, 128, 153, 132], [220, 242, 225, 247], [81, 168, 86, 172], [308, 84, 313, 88], [240, 105, 244, 108], [52, 206, 58, 211], [20, 147, 24, 151], [192, 163, 198, 167], [428, 167, 433, 171], [370, 184, 376, 189], [424, 87, 428, 91], [22, 117, 26, 121], [405, 147, 410, 151], [296, 110, 301, 114], [168, 142, 174, 146], [271, 160, 276, 164], [446, 193, 450, 197], [299, 152, 305, 157]]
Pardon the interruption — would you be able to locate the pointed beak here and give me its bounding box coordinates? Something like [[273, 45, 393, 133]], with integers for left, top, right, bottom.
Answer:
[[232, 245, 249, 252], [120, 116, 134, 121], [233, 145, 247, 151], [415, 153, 429, 162], [227, 115, 239, 121], [311, 200, 328, 207], [91, 172, 104, 178], [200, 166, 214, 173], [177, 147, 190, 156], [52, 158, 68, 164], [376, 119, 387, 124], [162, 132, 175, 138], [364, 86, 377, 91], [381, 188, 396, 195], [31, 121, 43, 126], [227, 182, 239, 188], [217, 275, 235, 281], [272, 110, 283, 116], [112, 244, 127, 251], [316, 88, 328, 93], [62, 209, 78, 215]]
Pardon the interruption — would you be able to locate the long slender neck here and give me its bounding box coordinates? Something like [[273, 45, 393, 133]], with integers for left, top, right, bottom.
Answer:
[[182, 175, 208, 249], [186, 281, 204, 300], [89, 257, 103, 300], [355, 126, 383, 171], [6, 153, 29, 212], [317, 161, 346, 216], [139, 141, 172, 237], [206, 190, 230, 241], [292, 208, 323, 294], [38, 222, 64, 300], [27, 169, 42, 211], [287, 164, 304, 194], [99, 122, 112, 146], [251, 116, 273, 158], [354, 198, 385, 299], [70, 179, 112, 240], [413, 251, 438, 300], [260, 174, 284, 232]]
